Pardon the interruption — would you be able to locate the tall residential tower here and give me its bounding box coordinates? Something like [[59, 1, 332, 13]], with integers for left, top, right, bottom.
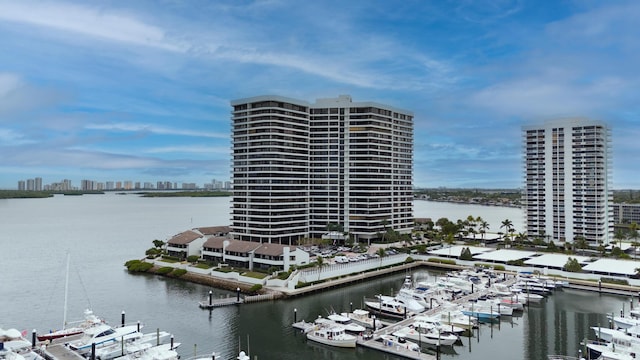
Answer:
[[231, 95, 413, 245], [523, 118, 613, 246]]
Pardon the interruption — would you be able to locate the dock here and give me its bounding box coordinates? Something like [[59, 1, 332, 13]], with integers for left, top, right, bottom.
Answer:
[[198, 296, 243, 309]]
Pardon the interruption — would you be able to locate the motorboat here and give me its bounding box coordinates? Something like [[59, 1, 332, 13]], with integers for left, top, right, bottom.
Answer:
[[378, 334, 420, 352], [413, 315, 465, 335], [95, 330, 172, 360], [0, 328, 44, 360], [364, 296, 410, 319], [66, 323, 141, 354], [111, 343, 180, 360], [460, 303, 500, 321], [391, 322, 459, 346], [306, 323, 356, 348], [326, 313, 366, 333], [346, 309, 382, 330]]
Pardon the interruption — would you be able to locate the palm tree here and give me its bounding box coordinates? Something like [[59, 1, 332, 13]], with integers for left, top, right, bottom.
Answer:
[[501, 219, 514, 247], [479, 220, 490, 243], [316, 255, 324, 281], [515, 232, 527, 247], [614, 229, 626, 250], [376, 247, 386, 269]]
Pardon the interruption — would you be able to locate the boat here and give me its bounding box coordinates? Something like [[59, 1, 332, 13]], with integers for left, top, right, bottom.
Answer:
[[66, 324, 142, 354], [326, 313, 366, 333], [460, 303, 500, 321], [0, 328, 44, 360], [413, 315, 465, 335], [378, 334, 420, 352], [346, 309, 383, 330], [111, 343, 180, 360], [39, 255, 103, 342], [95, 330, 172, 360], [391, 322, 459, 346], [38, 309, 103, 342], [364, 296, 410, 319], [306, 323, 356, 348]]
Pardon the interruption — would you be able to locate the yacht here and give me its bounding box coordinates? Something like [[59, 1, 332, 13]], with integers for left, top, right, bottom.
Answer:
[[391, 322, 459, 346], [306, 323, 356, 348], [66, 323, 141, 355]]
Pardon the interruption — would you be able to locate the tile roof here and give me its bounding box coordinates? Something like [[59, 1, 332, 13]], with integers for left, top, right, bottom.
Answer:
[[168, 230, 203, 245], [255, 243, 295, 256], [203, 236, 227, 249], [196, 226, 231, 235], [225, 240, 262, 254]]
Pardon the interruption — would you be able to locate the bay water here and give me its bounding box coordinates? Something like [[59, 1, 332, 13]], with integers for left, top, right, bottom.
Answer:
[[0, 194, 626, 359]]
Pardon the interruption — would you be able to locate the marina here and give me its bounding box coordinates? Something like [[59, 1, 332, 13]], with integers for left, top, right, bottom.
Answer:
[[2, 194, 638, 360]]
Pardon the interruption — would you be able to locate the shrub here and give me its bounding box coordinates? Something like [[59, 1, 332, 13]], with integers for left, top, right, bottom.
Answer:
[[404, 256, 414, 263], [249, 284, 262, 293], [156, 266, 174, 275], [601, 277, 629, 285], [427, 258, 457, 265], [172, 269, 187, 277], [277, 271, 291, 280], [126, 261, 153, 272], [187, 255, 200, 263]]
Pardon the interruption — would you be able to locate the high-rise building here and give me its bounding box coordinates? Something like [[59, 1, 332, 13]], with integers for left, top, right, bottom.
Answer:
[[522, 118, 613, 245], [231, 95, 413, 245]]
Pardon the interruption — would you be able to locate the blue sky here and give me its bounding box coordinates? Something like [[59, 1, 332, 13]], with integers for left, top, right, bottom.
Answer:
[[1, 0, 639, 190]]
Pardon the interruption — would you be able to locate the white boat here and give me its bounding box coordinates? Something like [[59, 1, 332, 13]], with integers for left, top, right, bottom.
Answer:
[[608, 315, 640, 330], [112, 343, 180, 360], [0, 328, 44, 360], [364, 296, 410, 319], [95, 331, 172, 360], [378, 334, 420, 352], [306, 323, 356, 348], [460, 303, 500, 321], [474, 299, 514, 316], [391, 322, 459, 346], [326, 313, 366, 333], [346, 309, 382, 330], [413, 315, 465, 335], [66, 324, 142, 354], [38, 309, 104, 342]]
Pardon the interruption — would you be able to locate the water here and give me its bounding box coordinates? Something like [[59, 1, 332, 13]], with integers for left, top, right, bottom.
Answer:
[[0, 194, 627, 359]]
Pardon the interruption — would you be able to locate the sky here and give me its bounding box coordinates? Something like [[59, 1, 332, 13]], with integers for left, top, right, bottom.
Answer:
[[0, 0, 639, 190]]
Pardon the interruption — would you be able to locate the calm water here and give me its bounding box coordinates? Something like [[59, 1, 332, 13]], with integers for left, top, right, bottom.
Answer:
[[0, 194, 626, 360]]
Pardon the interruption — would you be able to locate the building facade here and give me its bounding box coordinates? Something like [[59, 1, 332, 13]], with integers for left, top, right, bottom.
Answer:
[[522, 118, 613, 245], [231, 95, 413, 245]]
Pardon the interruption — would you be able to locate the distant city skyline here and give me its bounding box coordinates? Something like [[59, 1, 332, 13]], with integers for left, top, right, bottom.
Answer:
[[15, 177, 231, 191], [1, 1, 639, 189]]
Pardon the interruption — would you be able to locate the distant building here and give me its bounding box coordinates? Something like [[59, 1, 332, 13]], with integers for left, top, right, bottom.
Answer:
[[17, 180, 25, 190], [613, 203, 640, 224], [230, 94, 413, 245], [522, 118, 613, 245]]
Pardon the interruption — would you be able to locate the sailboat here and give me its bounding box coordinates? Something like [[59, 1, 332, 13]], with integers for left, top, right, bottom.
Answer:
[[37, 254, 102, 342]]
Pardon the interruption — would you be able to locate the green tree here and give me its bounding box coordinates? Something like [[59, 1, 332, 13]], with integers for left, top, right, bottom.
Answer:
[[460, 247, 473, 260], [152, 239, 165, 249], [316, 255, 324, 281], [573, 236, 588, 252], [501, 219, 514, 245], [479, 220, 490, 241], [376, 247, 386, 268], [614, 229, 626, 249], [564, 257, 582, 272]]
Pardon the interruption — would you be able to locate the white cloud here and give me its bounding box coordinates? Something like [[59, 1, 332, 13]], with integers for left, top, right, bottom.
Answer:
[[0, 1, 185, 52], [85, 122, 228, 139]]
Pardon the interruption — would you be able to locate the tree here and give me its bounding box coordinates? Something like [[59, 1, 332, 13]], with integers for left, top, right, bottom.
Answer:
[[376, 247, 386, 268], [564, 257, 582, 272], [614, 229, 626, 249], [479, 220, 490, 241], [460, 247, 473, 260], [574, 236, 588, 253], [316, 255, 324, 281], [515, 232, 528, 247], [152, 239, 165, 249]]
